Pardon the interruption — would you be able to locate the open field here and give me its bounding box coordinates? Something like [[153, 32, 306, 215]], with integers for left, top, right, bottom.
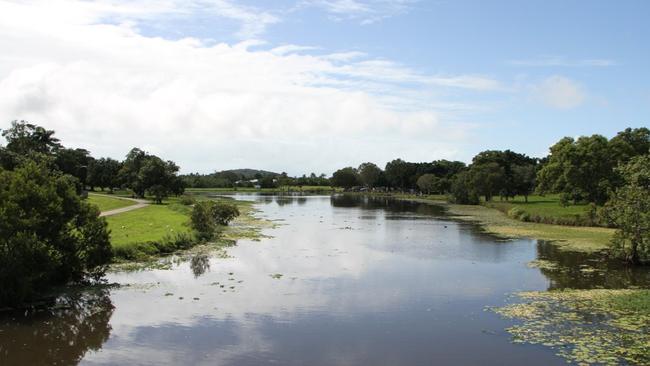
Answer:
[[87, 194, 137, 212]]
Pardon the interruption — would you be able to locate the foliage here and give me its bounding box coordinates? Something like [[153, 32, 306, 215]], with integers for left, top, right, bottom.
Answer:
[[449, 171, 479, 204], [469, 162, 505, 201], [416, 173, 440, 194], [179, 195, 196, 205], [1, 120, 61, 156], [87, 157, 122, 191], [358, 162, 383, 188], [331, 167, 359, 188], [0, 161, 112, 307], [602, 155, 650, 264], [190, 201, 240, 239], [472, 150, 537, 199], [119, 148, 184, 202]]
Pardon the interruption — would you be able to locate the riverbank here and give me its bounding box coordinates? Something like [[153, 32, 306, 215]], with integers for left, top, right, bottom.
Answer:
[[354, 193, 616, 254], [85, 192, 273, 263]]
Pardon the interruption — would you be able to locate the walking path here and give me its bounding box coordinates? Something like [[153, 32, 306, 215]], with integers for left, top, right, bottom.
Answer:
[[91, 193, 150, 217]]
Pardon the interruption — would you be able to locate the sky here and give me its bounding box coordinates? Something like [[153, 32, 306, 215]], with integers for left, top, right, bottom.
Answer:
[[0, 0, 648, 175]]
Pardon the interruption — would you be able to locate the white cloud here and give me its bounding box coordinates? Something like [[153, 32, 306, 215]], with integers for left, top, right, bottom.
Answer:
[[532, 75, 586, 110], [300, 0, 417, 24], [0, 0, 489, 174], [509, 56, 616, 67]]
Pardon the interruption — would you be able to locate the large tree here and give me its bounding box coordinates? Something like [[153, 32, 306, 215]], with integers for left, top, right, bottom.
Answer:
[[469, 162, 505, 202], [603, 155, 650, 264], [331, 167, 359, 189], [88, 157, 122, 191], [358, 162, 382, 188], [384, 159, 418, 190], [536, 135, 615, 205], [118, 148, 183, 201], [0, 161, 112, 307]]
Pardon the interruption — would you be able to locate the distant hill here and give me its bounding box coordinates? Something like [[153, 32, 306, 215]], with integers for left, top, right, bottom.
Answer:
[[218, 169, 279, 179]]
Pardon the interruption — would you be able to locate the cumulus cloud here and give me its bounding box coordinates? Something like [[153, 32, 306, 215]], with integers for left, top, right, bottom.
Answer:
[[0, 0, 490, 174], [532, 75, 586, 110]]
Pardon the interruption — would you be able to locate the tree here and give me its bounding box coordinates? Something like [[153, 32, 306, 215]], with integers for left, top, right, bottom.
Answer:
[[88, 157, 122, 191], [609, 127, 650, 164], [449, 171, 479, 204], [512, 164, 537, 202], [536, 135, 615, 205], [55, 148, 93, 187], [0, 161, 112, 307], [331, 167, 359, 189], [472, 150, 536, 200], [384, 159, 418, 190], [603, 155, 650, 264], [1, 120, 61, 156], [470, 162, 505, 202], [416, 174, 440, 194], [118, 148, 182, 201], [358, 162, 382, 188]]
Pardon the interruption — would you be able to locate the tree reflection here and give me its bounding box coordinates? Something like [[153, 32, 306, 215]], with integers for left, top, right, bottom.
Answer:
[[535, 241, 650, 289], [0, 288, 114, 365], [190, 254, 211, 278]]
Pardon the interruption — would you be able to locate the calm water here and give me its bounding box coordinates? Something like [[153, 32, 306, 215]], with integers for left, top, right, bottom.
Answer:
[[2, 194, 649, 365]]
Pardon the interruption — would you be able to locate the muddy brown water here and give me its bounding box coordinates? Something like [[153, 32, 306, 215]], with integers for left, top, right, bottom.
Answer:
[[2, 194, 649, 365]]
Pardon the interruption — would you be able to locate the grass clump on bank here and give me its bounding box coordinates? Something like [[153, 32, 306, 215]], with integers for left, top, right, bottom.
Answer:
[[87, 194, 136, 212], [493, 289, 650, 365]]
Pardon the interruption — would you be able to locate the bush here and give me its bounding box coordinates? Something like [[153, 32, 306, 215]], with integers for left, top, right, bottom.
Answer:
[[0, 162, 112, 307], [190, 201, 240, 240], [179, 195, 196, 205]]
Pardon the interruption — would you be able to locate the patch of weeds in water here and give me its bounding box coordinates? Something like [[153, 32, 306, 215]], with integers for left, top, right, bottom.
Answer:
[[270, 273, 283, 279], [492, 289, 650, 365], [527, 259, 560, 271]]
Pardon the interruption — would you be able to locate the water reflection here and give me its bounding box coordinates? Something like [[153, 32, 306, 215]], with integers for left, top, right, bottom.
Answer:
[[0, 289, 114, 366], [190, 254, 211, 278]]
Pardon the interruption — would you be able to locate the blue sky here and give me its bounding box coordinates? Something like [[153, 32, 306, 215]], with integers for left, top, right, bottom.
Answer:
[[0, 0, 648, 174]]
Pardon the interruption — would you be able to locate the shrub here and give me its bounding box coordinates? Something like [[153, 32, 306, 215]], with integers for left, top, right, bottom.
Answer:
[[0, 161, 112, 307], [190, 201, 240, 240], [179, 195, 196, 205]]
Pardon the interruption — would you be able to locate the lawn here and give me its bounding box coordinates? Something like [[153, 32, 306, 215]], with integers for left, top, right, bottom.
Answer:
[[105, 204, 191, 252], [87, 194, 136, 212], [484, 195, 597, 226]]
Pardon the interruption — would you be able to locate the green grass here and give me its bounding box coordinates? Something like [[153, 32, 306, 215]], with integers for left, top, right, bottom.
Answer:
[[485, 195, 598, 227], [87, 194, 136, 212], [401, 196, 614, 253], [105, 203, 191, 259]]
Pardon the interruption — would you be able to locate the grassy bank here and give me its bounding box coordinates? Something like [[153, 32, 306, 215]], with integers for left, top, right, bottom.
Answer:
[[392, 195, 615, 254], [493, 289, 650, 365], [88, 194, 136, 211], [105, 198, 271, 261], [485, 195, 599, 227]]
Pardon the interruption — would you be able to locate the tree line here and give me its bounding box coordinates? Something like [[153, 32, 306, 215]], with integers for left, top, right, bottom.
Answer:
[[329, 127, 650, 263]]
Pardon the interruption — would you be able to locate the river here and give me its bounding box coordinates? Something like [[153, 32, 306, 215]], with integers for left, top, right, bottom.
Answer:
[[2, 194, 647, 365]]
